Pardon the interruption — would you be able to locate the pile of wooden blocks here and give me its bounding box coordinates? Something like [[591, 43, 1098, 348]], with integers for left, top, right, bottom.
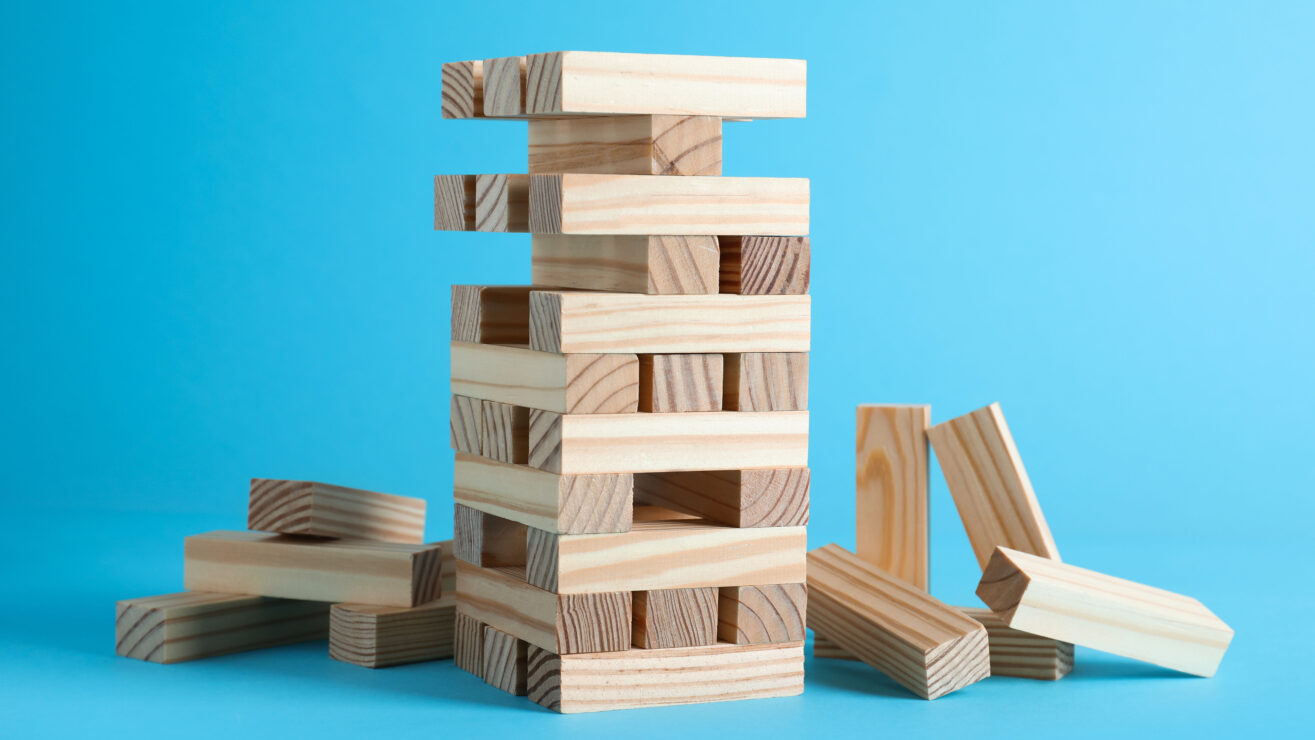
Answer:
[[117, 479, 457, 668], [436, 51, 811, 713]]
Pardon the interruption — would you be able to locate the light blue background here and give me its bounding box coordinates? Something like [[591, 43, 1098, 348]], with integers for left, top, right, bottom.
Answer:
[[3, 0, 1312, 736]]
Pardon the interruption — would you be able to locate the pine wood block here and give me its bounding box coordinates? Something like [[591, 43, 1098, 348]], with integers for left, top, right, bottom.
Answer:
[[330, 593, 456, 668], [474, 173, 529, 232], [434, 174, 476, 230], [807, 544, 990, 700], [450, 342, 638, 414], [454, 504, 526, 568], [451, 285, 532, 345], [183, 531, 445, 608], [959, 606, 1073, 680], [115, 593, 329, 664], [454, 612, 485, 677], [632, 588, 718, 649], [529, 174, 808, 235], [631, 505, 702, 523], [855, 404, 930, 590], [638, 354, 723, 412], [441, 60, 483, 119], [717, 584, 806, 645], [528, 115, 722, 176], [449, 394, 483, 455], [977, 546, 1233, 677], [811, 634, 851, 660], [527, 640, 805, 714], [632, 468, 809, 528], [456, 561, 631, 654], [523, 519, 806, 594], [531, 235, 719, 295], [719, 236, 810, 295], [482, 56, 526, 117], [247, 479, 426, 544], [524, 52, 806, 119], [723, 352, 808, 411], [454, 453, 632, 535], [480, 399, 529, 464], [483, 625, 529, 695], [529, 291, 810, 354], [528, 409, 809, 475]]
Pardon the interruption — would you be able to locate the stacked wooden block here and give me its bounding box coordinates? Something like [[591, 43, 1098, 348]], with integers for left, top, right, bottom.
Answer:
[[437, 51, 811, 713]]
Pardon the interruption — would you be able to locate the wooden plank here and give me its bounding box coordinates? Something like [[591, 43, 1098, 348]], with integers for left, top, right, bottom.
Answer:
[[638, 353, 723, 412], [247, 479, 426, 544], [524, 51, 806, 119], [977, 546, 1233, 677], [717, 584, 806, 645], [855, 404, 930, 590], [807, 544, 989, 700], [474, 173, 529, 232], [482, 56, 526, 117], [529, 291, 810, 354], [450, 342, 638, 414], [927, 403, 1059, 569], [632, 588, 718, 649], [719, 236, 810, 295], [449, 394, 483, 455], [330, 594, 456, 668], [528, 409, 809, 474], [433, 174, 476, 230], [453, 504, 526, 568], [115, 593, 329, 664], [527, 641, 805, 714], [811, 634, 850, 660], [633, 468, 809, 528], [483, 625, 528, 695], [960, 606, 1073, 680], [454, 612, 485, 677], [183, 531, 445, 608], [528, 115, 722, 176], [441, 60, 483, 119], [723, 352, 808, 411], [453, 453, 632, 535], [451, 285, 532, 345], [480, 399, 529, 464], [531, 235, 719, 295], [529, 174, 808, 235]]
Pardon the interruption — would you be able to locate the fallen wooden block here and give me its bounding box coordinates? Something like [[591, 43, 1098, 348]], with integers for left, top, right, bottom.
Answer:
[[807, 544, 989, 699], [959, 606, 1073, 680], [454, 611, 485, 677], [330, 593, 456, 668], [718, 584, 806, 645], [531, 235, 719, 295], [633, 468, 809, 528], [454, 453, 632, 534], [449, 394, 483, 455], [441, 60, 483, 119], [434, 174, 476, 230], [450, 342, 639, 414], [474, 173, 529, 232], [482, 56, 526, 117], [247, 478, 426, 544], [528, 115, 722, 176], [632, 588, 718, 649], [480, 399, 528, 464], [723, 352, 808, 411], [483, 625, 528, 695], [855, 404, 930, 589], [115, 592, 329, 664], [451, 285, 532, 345], [719, 236, 810, 295], [454, 504, 526, 568], [638, 353, 723, 412], [977, 547, 1233, 677]]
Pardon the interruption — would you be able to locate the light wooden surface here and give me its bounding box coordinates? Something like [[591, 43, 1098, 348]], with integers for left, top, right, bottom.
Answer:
[[483, 625, 529, 695], [454, 612, 484, 677], [977, 547, 1233, 677], [718, 584, 806, 645], [529, 291, 810, 354], [453, 453, 633, 534], [450, 341, 639, 414], [330, 593, 456, 668], [531, 235, 719, 295], [115, 592, 329, 664], [247, 478, 426, 544], [633, 468, 809, 528], [719, 236, 810, 295], [528, 115, 722, 176], [807, 544, 990, 700], [480, 399, 529, 464], [433, 174, 476, 231], [928, 402, 1060, 569], [529, 174, 808, 235], [183, 531, 445, 608], [855, 404, 930, 590], [474, 173, 529, 232], [441, 60, 483, 119], [638, 353, 723, 412], [527, 640, 805, 714], [632, 588, 718, 649], [482, 56, 525, 117], [454, 504, 526, 568], [960, 606, 1073, 680], [451, 285, 532, 344], [523, 52, 806, 119], [723, 352, 808, 411], [528, 409, 809, 474], [449, 394, 483, 455]]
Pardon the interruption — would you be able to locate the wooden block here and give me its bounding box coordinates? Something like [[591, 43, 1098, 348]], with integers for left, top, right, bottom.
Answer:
[[434, 174, 476, 230], [482, 56, 526, 117], [453, 504, 526, 568], [456, 561, 631, 654], [855, 404, 930, 590], [631, 505, 702, 523], [719, 236, 810, 295], [959, 606, 1073, 680], [977, 546, 1233, 677], [453, 453, 632, 535], [480, 399, 529, 464], [450, 342, 638, 414], [529, 174, 808, 235], [633, 468, 809, 528], [717, 584, 806, 645], [723, 352, 808, 411], [807, 544, 989, 700], [474, 173, 529, 232], [441, 60, 483, 119], [523, 519, 806, 594], [638, 354, 723, 412], [528, 115, 722, 176], [528, 409, 809, 474], [454, 611, 485, 677], [450, 285, 531, 344], [811, 634, 852, 660], [449, 394, 483, 455], [247, 479, 426, 544], [927, 403, 1059, 569], [183, 531, 445, 608], [529, 291, 810, 354], [115, 593, 329, 664], [524, 52, 806, 119], [329, 593, 456, 668], [531, 235, 719, 295], [632, 588, 718, 649], [483, 625, 528, 695], [527, 641, 805, 714]]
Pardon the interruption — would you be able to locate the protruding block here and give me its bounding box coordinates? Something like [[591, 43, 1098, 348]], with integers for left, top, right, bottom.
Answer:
[[480, 399, 529, 464], [633, 468, 809, 528], [719, 236, 810, 295], [723, 352, 808, 411], [454, 612, 485, 677], [434, 174, 476, 230], [483, 625, 528, 695], [482, 56, 526, 117], [959, 606, 1073, 680], [248, 479, 426, 544], [638, 354, 723, 412], [528, 115, 722, 176], [115, 593, 329, 664], [330, 594, 456, 668], [449, 394, 483, 455], [632, 588, 718, 649], [453, 453, 632, 535], [474, 173, 529, 232], [454, 504, 526, 568], [451, 285, 532, 345], [441, 60, 483, 119], [717, 584, 806, 645], [451, 342, 639, 414], [531, 235, 719, 295], [855, 404, 930, 590]]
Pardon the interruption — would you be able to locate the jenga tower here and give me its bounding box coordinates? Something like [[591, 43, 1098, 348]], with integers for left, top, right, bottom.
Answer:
[[436, 51, 810, 713]]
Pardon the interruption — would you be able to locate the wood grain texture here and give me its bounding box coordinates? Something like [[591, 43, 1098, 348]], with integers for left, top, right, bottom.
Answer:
[[441, 60, 483, 119], [855, 404, 930, 590], [449, 394, 483, 455], [633, 468, 809, 528], [183, 531, 445, 608], [480, 399, 529, 464], [638, 354, 723, 412], [434, 174, 476, 230], [475, 173, 529, 232], [450, 342, 638, 414], [528, 115, 722, 176], [454, 611, 485, 677], [959, 606, 1073, 680], [529, 174, 808, 235], [723, 352, 808, 411], [977, 547, 1233, 677], [717, 584, 806, 645], [719, 236, 810, 295], [481, 56, 525, 117], [524, 52, 806, 119], [528, 409, 809, 474], [247, 478, 426, 544], [927, 402, 1059, 569], [633, 588, 718, 649], [483, 625, 528, 695], [454, 453, 632, 535], [330, 593, 456, 668], [529, 291, 810, 354], [454, 504, 526, 568], [451, 285, 532, 345], [807, 544, 990, 700], [115, 593, 329, 664], [531, 235, 719, 295]]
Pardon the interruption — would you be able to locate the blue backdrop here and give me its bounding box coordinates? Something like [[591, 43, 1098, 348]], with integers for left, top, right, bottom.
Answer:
[[3, 1, 1312, 736]]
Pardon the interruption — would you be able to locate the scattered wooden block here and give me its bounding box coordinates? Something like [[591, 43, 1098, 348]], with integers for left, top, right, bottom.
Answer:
[[633, 468, 809, 528], [531, 235, 719, 295], [454, 611, 485, 677], [115, 593, 329, 664], [330, 593, 456, 668], [483, 625, 529, 695], [441, 60, 483, 119], [723, 352, 808, 411], [959, 606, 1073, 680], [434, 174, 476, 230], [482, 56, 526, 117], [454, 504, 526, 568], [528, 115, 722, 176], [453, 453, 632, 535], [480, 399, 529, 464], [450, 342, 638, 414], [450, 285, 532, 345], [247, 478, 426, 544], [529, 174, 808, 235], [855, 404, 930, 589], [807, 544, 989, 699], [474, 173, 529, 232], [449, 394, 483, 455], [717, 584, 806, 645], [632, 588, 718, 649], [638, 353, 723, 412], [810, 634, 851, 660], [719, 236, 810, 295], [977, 546, 1233, 677]]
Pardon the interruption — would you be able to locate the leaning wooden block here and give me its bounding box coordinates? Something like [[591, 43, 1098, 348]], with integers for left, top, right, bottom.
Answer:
[[454, 611, 485, 677], [183, 531, 445, 608], [482, 56, 526, 117], [532, 235, 719, 295], [720, 236, 810, 295], [633, 468, 809, 528], [483, 625, 528, 695], [441, 60, 483, 119], [718, 584, 806, 645], [528, 115, 722, 176], [977, 547, 1233, 677], [330, 593, 456, 668], [454, 453, 632, 535], [811, 634, 851, 660], [638, 353, 723, 412], [807, 544, 989, 699], [449, 394, 483, 455], [115, 593, 329, 664], [451, 285, 532, 345], [248, 479, 426, 544], [855, 404, 930, 589], [434, 174, 476, 230], [451, 342, 639, 414], [480, 399, 529, 464], [474, 173, 529, 232], [723, 352, 808, 411], [454, 504, 526, 568], [960, 606, 1073, 680], [632, 588, 718, 649]]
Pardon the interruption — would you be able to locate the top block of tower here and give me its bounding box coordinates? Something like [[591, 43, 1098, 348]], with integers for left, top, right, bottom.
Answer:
[[442, 52, 806, 120]]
